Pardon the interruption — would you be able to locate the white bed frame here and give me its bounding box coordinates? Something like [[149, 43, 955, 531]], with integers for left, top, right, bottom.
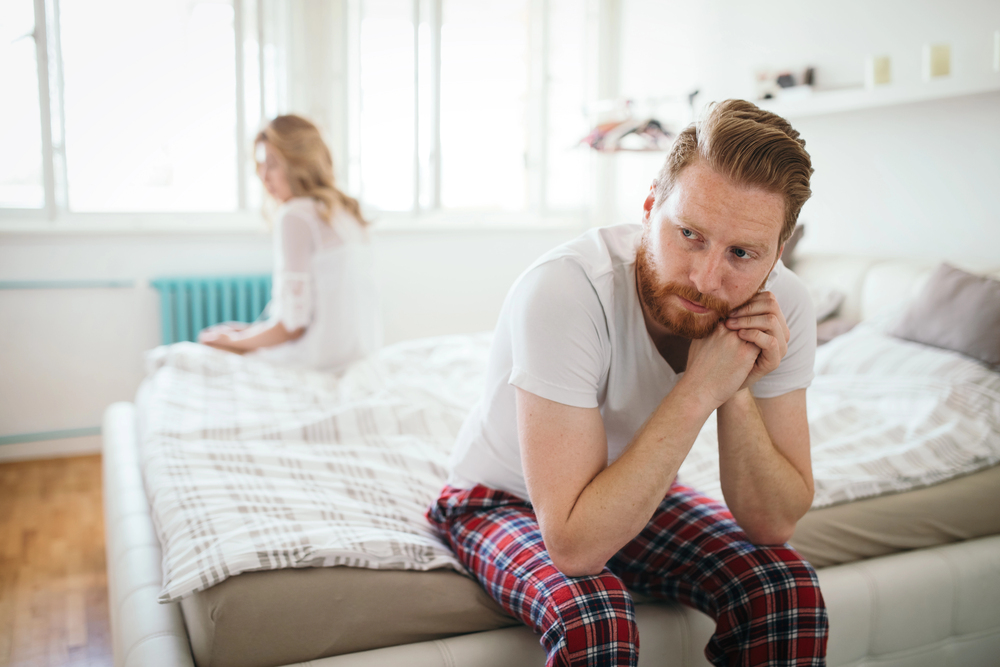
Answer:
[[103, 255, 1000, 667]]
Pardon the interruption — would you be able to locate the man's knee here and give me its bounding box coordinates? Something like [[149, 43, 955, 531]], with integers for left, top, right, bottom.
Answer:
[[546, 572, 639, 664], [719, 544, 826, 618], [708, 546, 829, 664]]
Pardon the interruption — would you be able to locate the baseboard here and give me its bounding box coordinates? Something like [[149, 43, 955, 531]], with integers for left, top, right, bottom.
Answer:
[[0, 434, 103, 462]]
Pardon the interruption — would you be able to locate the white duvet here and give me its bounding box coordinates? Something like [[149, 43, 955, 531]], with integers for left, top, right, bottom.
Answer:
[[140, 335, 490, 602], [139, 326, 1000, 602], [679, 322, 1000, 506]]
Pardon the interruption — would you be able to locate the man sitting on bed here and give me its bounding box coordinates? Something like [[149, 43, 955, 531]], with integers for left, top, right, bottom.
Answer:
[[428, 99, 827, 667]]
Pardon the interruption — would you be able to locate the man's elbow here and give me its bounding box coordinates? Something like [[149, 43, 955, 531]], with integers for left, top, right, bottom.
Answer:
[[744, 526, 794, 546], [546, 537, 607, 577], [742, 487, 813, 546], [550, 551, 606, 578], [741, 518, 797, 546]]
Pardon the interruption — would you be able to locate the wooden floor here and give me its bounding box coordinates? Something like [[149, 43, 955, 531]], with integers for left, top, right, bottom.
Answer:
[[0, 455, 112, 667]]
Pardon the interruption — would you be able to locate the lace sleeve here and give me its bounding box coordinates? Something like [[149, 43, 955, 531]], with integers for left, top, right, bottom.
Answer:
[[269, 212, 316, 331]]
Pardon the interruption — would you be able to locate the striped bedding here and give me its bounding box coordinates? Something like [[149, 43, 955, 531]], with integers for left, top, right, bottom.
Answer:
[[139, 335, 490, 602], [139, 326, 1000, 602]]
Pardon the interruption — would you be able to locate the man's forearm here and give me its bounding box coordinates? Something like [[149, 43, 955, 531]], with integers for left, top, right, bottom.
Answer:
[[716, 390, 812, 544], [544, 378, 714, 575]]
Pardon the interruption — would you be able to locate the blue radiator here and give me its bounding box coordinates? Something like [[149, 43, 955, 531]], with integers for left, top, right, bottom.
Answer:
[[151, 275, 272, 344]]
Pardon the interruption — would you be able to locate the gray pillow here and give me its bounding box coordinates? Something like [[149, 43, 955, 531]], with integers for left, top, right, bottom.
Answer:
[[888, 263, 1000, 366], [817, 317, 858, 345]]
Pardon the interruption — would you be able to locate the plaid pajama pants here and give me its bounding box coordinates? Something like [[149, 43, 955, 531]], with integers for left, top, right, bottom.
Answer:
[[428, 482, 828, 667]]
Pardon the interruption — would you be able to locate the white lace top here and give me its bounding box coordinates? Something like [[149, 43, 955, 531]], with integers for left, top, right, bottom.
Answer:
[[251, 197, 382, 370]]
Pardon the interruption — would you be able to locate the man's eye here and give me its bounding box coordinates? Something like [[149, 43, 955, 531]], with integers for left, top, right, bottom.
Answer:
[[681, 229, 694, 238], [733, 248, 748, 259]]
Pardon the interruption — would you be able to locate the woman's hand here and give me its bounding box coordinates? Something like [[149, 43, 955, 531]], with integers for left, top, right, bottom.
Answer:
[[198, 322, 256, 353], [198, 329, 249, 354], [197, 320, 303, 354], [198, 321, 249, 342]]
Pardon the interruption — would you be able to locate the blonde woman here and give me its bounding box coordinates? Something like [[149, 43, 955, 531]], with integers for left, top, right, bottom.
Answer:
[[198, 115, 381, 370]]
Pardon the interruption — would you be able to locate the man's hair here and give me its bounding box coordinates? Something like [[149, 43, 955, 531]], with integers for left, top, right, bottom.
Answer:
[[653, 99, 813, 249]]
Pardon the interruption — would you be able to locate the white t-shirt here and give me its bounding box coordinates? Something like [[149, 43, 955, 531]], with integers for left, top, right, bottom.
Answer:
[[249, 197, 382, 371], [448, 223, 816, 501]]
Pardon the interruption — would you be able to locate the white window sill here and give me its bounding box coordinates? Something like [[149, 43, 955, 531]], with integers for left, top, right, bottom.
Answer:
[[368, 209, 590, 234], [0, 209, 592, 236], [0, 212, 270, 236]]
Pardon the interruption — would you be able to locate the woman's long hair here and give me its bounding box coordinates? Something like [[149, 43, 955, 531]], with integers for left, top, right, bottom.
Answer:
[[254, 115, 367, 226]]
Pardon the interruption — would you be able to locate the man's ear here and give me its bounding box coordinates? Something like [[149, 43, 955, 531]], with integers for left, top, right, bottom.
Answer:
[[642, 181, 657, 224]]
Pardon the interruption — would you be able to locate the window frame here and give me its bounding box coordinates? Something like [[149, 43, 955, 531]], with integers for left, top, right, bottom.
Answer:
[[346, 0, 583, 222], [0, 0, 268, 231], [1, 0, 600, 234]]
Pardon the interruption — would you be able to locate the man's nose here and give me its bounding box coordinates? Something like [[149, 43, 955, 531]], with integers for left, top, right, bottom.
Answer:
[[689, 251, 724, 295]]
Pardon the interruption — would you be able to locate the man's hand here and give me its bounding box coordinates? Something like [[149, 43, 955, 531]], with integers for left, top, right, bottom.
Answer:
[[723, 291, 790, 390], [684, 324, 760, 410]]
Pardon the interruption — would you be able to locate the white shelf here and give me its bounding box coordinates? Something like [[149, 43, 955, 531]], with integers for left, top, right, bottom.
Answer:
[[756, 76, 1000, 119]]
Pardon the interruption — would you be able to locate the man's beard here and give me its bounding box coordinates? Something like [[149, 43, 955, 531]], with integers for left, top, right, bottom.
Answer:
[[635, 236, 733, 339]]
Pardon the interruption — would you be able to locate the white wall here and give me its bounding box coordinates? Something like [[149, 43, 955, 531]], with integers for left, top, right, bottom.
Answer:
[[0, 227, 577, 457], [620, 0, 1000, 104], [615, 0, 1000, 264], [0, 232, 271, 442], [788, 91, 1000, 262]]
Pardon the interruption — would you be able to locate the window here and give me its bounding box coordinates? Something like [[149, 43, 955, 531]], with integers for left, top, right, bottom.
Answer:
[[356, 0, 417, 212], [61, 0, 239, 212], [0, 1, 45, 209], [4, 0, 593, 226], [3, 0, 266, 220], [350, 0, 591, 221], [438, 0, 529, 211]]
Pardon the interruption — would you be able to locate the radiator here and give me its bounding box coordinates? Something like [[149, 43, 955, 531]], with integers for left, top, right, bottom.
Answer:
[[151, 275, 272, 344]]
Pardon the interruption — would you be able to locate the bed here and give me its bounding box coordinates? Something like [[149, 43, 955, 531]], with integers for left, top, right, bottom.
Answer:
[[103, 254, 1000, 667]]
